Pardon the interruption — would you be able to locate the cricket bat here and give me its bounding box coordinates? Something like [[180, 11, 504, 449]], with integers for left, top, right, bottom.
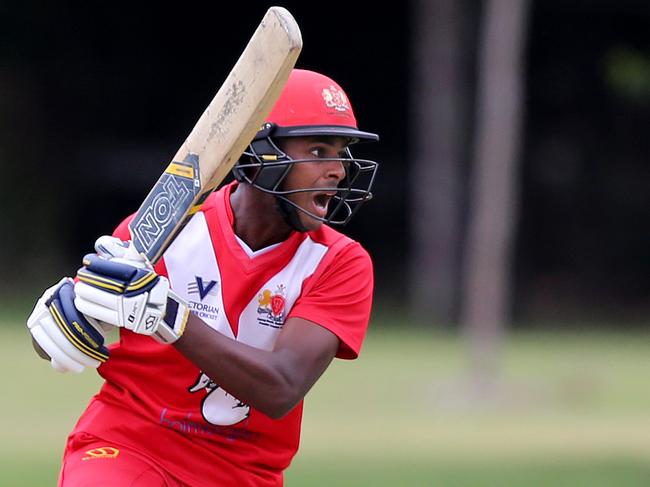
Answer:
[[127, 6, 302, 264]]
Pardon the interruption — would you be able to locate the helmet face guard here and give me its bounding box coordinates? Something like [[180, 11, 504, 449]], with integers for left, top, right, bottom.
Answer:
[[233, 123, 378, 226], [231, 69, 380, 228]]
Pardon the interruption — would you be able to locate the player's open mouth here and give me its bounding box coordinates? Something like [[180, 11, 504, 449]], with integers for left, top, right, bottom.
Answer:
[[312, 192, 335, 217]]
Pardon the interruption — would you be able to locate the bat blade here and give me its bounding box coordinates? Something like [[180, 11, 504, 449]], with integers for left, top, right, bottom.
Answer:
[[128, 6, 302, 263]]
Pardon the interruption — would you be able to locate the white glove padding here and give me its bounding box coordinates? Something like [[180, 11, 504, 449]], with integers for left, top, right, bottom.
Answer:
[[27, 277, 111, 373], [94, 234, 132, 260], [74, 249, 190, 344]]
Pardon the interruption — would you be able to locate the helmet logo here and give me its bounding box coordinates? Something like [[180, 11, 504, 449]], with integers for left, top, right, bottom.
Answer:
[[322, 85, 350, 112]]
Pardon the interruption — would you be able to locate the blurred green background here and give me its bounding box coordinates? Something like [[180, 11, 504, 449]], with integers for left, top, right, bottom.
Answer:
[[5, 317, 650, 486], [3, 0, 650, 485]]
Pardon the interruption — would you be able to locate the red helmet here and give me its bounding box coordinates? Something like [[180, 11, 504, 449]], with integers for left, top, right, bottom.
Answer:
[[264, 69, 378, 142], [233, 68, 379, 229]]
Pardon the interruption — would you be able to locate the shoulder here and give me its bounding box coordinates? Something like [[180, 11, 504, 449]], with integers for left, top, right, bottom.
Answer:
[[199, 182, 234, 212], [302, 225, 373, 293], [308, 225, 372, 266], [112, 214, 135, 240], [291, 227, 374, 360]]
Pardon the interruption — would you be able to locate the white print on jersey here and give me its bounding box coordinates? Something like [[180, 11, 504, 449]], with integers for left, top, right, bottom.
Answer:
[[189, 372, 250, 425], [163, 211, 329, 426]]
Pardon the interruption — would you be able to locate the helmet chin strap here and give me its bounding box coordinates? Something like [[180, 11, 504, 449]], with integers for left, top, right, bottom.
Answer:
[[275, 196, 309, 233]]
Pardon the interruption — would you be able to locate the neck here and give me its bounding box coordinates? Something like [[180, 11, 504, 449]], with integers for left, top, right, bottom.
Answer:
[[230, 183, 293, 251]]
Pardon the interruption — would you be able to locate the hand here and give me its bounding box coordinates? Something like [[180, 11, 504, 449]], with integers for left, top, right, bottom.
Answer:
[[26, 277, 111, 373], [74, 237, 190, 344]]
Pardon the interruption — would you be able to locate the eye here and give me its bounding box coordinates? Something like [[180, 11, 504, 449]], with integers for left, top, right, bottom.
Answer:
[[308, 142, 349, 159], [309, 147, 324, 158]]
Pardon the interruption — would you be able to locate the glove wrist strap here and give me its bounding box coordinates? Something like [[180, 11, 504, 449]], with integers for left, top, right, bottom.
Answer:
[[156, 291, 190, 344]]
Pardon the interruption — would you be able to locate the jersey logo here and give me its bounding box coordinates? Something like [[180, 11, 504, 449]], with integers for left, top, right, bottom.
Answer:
[[187, 276, 219, 300], [257, 284, 286, 329], [189, 372, 250, 426], [82, 447, 120, 460], [185, 276, 221, 322]]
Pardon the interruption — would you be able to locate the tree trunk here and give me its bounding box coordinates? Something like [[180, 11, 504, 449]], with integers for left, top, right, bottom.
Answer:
[[460, 0, 529, 385], [409, 0, 468, 326]]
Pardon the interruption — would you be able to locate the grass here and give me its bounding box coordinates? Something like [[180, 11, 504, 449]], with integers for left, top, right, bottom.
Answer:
[[287, 458, 650, 487], [3, 318, 650, 486]]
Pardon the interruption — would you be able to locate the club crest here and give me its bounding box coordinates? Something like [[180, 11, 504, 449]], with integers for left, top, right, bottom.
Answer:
[[322, 85, 350, 112], [257, 284, 286, 328]]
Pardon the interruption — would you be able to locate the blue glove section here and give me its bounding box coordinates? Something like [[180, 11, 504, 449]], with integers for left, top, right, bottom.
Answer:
[[46, 280, 110, 363], [77, 254, 159, 297]]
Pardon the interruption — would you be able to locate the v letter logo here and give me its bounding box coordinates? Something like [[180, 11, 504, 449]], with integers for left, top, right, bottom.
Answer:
[[196, 277, 218, 300]]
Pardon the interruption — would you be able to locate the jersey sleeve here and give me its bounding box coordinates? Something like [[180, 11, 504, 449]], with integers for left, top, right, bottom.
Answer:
[[112, 215, 134, 241], [287, 241, 374, 360]]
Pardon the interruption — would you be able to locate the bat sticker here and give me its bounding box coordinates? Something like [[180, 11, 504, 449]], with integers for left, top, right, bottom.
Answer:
[[130, 153, 201, 257]]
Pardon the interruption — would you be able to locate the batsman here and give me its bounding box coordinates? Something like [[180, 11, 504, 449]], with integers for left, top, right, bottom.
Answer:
[[27, 66, 380, 486]]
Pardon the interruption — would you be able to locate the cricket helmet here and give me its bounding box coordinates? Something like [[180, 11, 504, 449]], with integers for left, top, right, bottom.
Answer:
[[233, 69, 379, 229]]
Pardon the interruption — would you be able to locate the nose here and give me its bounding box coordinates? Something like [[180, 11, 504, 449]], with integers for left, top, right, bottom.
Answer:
[[323, 159, 346, 183]]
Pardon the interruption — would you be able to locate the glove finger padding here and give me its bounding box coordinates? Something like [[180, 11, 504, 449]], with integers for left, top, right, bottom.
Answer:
[[75, 254, 189, 344], [74, 280, 167, 333], [27, 278, 110, 373], [94, 235, 131, 259], [73, 282, 123, 325], [77, 254, 159, 297], [76, 254, 166, 330]]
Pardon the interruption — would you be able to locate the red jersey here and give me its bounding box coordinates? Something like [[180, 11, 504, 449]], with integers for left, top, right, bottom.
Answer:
[[68, 182, 374, 486]]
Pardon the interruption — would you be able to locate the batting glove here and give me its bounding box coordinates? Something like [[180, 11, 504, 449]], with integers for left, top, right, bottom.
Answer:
[[74, 241, 190, 344], [27, 277, 111, 373]]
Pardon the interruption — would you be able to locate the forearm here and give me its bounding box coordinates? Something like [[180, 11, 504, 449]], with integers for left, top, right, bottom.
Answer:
[[173, 314, 304, 418]]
